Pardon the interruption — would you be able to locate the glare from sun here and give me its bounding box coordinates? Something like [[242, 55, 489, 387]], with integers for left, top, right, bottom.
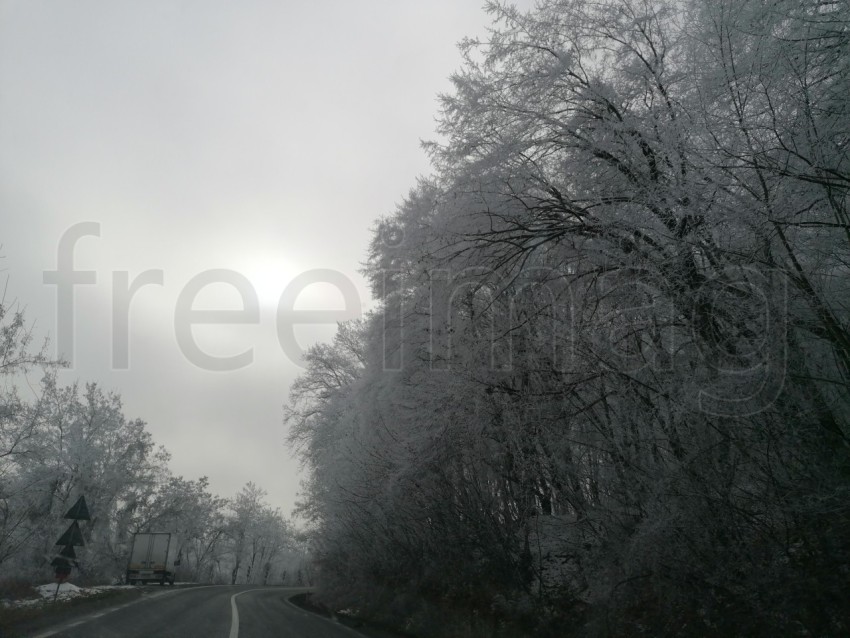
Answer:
[[241, 259, 296, 307]]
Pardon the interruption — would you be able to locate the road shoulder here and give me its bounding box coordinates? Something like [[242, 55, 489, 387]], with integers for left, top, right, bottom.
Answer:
[[1, 587, 145, 638], [288, 592, 415, 638]]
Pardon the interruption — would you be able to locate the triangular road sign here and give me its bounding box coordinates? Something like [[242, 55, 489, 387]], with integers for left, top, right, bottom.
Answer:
[[58, 544, 77, 560], [64, 496, 91, 521], [55, 521, 85, 547]]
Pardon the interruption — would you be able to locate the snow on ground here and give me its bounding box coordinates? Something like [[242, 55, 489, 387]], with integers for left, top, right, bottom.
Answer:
[[3, 581, 198, 610], [2, 582, 135, 609], [36, 582, 83, 600]]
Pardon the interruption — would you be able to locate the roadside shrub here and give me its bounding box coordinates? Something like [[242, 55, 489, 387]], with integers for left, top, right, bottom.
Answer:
[[0, 577, 38, 602]]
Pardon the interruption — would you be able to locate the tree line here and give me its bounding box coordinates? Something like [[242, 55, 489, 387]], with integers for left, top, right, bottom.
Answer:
[[0, 302, 303, 587], [286, 0, 850, 635]]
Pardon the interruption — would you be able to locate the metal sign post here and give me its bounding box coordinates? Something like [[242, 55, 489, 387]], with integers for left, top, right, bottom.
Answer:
[[51, 495, 91, 598]]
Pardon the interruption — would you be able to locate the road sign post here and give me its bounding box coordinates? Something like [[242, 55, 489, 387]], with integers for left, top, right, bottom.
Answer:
[[50, 494, 91, 597]]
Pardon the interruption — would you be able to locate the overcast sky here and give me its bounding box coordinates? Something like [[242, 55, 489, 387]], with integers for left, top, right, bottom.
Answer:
[[0, 1, 521, 515]]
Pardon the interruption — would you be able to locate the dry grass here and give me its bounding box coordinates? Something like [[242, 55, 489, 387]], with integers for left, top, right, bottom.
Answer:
[[0, 577, 40, 602]]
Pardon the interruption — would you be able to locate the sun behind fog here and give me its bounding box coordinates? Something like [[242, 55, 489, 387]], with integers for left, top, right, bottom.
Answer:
[[240, 258, 296, 307]]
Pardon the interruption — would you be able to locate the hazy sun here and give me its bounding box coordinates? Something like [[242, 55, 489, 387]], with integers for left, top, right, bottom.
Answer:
[[239, 258, 297, 307]]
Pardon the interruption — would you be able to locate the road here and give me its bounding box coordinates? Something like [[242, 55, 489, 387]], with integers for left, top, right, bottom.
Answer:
[[30, 586, 362, 638]]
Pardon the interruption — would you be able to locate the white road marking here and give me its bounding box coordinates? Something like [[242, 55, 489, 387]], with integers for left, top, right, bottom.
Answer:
[[228, 588, 268, 638], [229, 593, 240, 638], [32, 586, 318, 638]]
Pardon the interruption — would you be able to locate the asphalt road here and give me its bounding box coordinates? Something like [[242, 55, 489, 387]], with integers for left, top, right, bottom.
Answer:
[[29, 586, 361, 638]]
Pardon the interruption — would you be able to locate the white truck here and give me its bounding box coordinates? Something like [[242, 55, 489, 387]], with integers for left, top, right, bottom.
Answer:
[[126, 532, 180, 585]]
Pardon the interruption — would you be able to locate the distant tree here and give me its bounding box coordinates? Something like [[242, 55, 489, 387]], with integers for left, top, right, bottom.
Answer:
[[222, 483, 294, 585], [125, 475, 228, 581], [1, 284, 285, 586]]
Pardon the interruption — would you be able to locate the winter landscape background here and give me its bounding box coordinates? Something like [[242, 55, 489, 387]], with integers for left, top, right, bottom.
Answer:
[[2, 1, 849, 636]]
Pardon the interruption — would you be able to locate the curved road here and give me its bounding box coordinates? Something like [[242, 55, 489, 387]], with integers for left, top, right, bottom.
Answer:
[[31, 586, 361, 638]]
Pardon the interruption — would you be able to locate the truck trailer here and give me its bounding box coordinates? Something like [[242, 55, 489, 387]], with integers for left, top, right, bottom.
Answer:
[[126, 532, 179, 585]]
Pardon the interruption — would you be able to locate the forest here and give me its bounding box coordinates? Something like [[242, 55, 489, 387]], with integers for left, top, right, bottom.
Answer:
[[286, 0, 850, 635], [0, 305, 305, 589]]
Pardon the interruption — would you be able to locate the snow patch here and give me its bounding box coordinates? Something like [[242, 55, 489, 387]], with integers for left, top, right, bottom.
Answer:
[[36, 582, 83, 600], [3, 582, 134, 609]]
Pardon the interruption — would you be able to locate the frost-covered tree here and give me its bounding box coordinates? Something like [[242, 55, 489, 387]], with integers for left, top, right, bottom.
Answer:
[[221, 482, 295, 585], [125, 475, 228, 582], [0, 296, 58, 568], [1, 294, 269, 585], [3, 376, 171, 580], [288, 1, 850, 635]]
